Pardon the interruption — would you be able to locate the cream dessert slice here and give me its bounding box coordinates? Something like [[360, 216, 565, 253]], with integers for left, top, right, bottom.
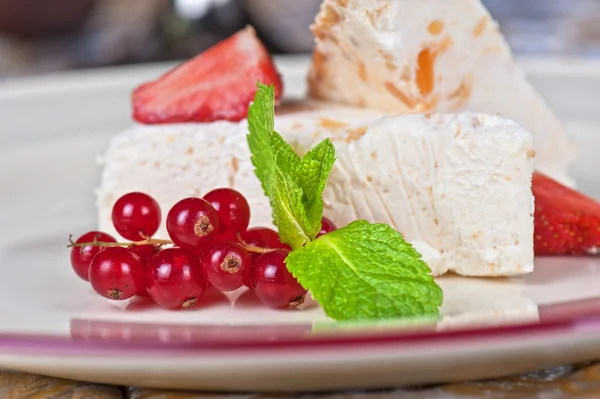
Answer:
[[308, 113, 535, 277], [97, 109, 534, 277], [308, 0, 575, 186]]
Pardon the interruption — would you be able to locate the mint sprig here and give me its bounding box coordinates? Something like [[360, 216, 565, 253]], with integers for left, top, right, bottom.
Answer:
[[247, 84, 443, 321]]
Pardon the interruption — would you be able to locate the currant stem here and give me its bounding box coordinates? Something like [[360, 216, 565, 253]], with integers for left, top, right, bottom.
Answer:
[[235, 231, 275, 254], [67, 233, 274, 253], [244, 244, 275, 254], [67, 235, 173, 249]]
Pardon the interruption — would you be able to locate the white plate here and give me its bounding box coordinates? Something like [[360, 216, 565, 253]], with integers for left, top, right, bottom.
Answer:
[[0, 56, 599, 392]]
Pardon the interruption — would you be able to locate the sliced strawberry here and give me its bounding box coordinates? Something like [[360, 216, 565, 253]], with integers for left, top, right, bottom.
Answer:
[[133, 26, 283, 124], [533, 172, 600, 255]]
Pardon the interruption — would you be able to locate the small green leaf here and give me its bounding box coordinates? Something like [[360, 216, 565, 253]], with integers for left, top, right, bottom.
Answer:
[[269, 168, 312, 249], [285, 220, 443, 321], [247, 84, 277, 196], [293, 138, 336, 237], [272, 131, 302, 174]]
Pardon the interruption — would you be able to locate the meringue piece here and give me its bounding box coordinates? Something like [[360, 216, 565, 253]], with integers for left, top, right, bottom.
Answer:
[[312, 113, 535, 276], [308, 0, 575, 186]]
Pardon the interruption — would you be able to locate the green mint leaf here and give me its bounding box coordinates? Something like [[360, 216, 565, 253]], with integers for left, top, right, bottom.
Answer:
[[247, 83, 336, 248], [285, 220, 443, 321], [247, 84, 276, 196], [270, 168, 312, 248], [247, 84, 308, 247], [271, 131, 302, 174], [293, 138, 336, 237]]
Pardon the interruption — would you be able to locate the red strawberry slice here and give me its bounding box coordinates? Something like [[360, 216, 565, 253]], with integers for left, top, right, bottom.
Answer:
[[133, 26, 283, 124], [533, 172, 600, 255]]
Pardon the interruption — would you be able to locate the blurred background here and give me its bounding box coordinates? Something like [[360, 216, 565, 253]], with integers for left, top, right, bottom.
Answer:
[[0, 0, 599, 79]]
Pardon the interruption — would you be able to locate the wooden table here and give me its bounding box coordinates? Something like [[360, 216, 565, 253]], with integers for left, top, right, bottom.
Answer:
[[3, 363, 600, 399]]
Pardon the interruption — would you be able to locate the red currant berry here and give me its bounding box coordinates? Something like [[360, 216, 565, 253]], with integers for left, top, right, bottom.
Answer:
[[166, 198, 220, 250], [242, 265, 253, 289], [70, 231, 116, 281], [111, 192, 161, 241], [88, 247, 144, 301], [252, 249, 307, 309], [215, 230, 239, 242], [241, 227, 289, 250], [317, 217, 337, 238], [128, 245, 159, 266], [203, 188, 251, 238], [241, 227, 290, 284], [201, 241, 251, 292], [145, 247, 208, 309], [128, 245, 158, 297]]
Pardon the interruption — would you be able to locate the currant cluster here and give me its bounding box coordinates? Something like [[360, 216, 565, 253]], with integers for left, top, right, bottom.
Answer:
[[69, 189, 337, 310]]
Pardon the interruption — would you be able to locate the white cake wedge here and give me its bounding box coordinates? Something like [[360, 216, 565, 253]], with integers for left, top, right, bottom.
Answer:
[[308, 113, 535, 277], [97, 109, 535, 277], [307, 0, 575, 186]]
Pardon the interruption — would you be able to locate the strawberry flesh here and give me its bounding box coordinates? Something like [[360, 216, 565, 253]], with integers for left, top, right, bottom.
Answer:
[[533, 172, 600, 255], [133, 26, 283, 124]]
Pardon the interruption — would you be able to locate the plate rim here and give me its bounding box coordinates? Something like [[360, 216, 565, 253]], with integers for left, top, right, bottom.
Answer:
[[2, 54, 600, 358], [0, 296, 598, 356]]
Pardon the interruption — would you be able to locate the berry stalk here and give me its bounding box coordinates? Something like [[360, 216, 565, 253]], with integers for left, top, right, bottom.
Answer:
[[67, 234, 172, 249], [67, 234, 275, 254]]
